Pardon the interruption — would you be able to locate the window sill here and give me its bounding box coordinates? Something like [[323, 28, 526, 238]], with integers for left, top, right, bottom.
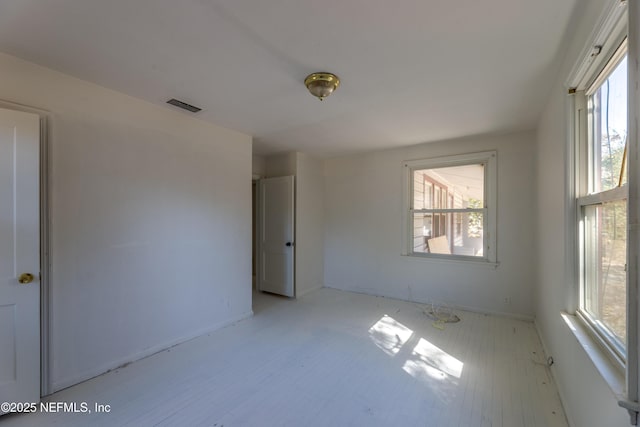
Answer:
[[401, 253, 499, 269], [561, 312, 625, 398]]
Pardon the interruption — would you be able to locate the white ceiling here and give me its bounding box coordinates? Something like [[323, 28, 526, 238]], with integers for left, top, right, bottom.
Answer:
[[0, 0, 577, 157]]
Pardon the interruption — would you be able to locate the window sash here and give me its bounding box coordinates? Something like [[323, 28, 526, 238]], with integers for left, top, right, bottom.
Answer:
[[585, 38, 628, 97], [585, 48, 629, 196], [411, 210, 488, 258], [578, 185, 627, 207], [577, 176, 628, 363]]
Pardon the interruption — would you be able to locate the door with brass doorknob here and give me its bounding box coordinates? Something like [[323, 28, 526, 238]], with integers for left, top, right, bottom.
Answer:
[[0, 107, 41, 413]]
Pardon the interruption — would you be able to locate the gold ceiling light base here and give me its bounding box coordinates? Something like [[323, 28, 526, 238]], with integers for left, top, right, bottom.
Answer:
[[305, 72, 340, 100]]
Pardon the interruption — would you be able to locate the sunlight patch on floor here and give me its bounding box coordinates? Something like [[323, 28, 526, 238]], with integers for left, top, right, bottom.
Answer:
[[368, 315, 413, 356], [402, 337, 463, 380], [369, 314, 463, 383]]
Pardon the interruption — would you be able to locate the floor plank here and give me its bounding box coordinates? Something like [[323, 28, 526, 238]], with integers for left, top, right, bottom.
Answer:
[[1, 288, 568, 427]]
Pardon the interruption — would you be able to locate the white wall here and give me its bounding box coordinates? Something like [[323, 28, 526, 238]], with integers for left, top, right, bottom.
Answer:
[[252, 155, 266, 177], [294, 153, 324, 296], [534, 0, 630, 425], [265, 152, 297, 177], [324, 131, 536, 317], [0, 52, 253, 392]]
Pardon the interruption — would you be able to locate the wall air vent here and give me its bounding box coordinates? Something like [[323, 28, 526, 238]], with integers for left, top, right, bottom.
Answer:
[[166, 98, 202, 113]]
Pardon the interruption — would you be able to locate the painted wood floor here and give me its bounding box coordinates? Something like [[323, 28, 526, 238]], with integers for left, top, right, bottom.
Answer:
[[2, 288, 567, 427]]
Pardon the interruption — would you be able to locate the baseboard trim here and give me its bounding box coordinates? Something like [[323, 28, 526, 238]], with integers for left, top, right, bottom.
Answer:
[[50, 310, 254, 393], [534, 319, 575, 427], [296, 285, 323, 298], [323, 285, 534, 321]]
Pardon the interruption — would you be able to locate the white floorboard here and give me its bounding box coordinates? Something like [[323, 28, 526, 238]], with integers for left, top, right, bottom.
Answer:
[[1, 288, 568, 427]]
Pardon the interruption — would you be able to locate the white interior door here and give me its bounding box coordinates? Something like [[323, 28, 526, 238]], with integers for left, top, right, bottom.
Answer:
[[259, 176, 295, 297], [0, 108, 40, 412]]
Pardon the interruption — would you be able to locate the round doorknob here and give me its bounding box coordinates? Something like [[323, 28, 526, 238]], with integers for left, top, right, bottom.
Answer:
[[18, 273, 34, 284]]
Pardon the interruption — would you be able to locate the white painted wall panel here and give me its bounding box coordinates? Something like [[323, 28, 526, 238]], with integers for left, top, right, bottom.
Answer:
[[323, 131, 536, 317], [295, 153, 324, 296], [0, 52, 252, 392], [252, 155, 266, 177], [265, 152, 296, 178]]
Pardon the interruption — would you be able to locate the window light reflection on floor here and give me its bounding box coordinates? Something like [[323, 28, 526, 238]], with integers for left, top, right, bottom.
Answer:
[[368, 315, 464, 380], [402, 338, 463, 379], [368, 315, 413, 356]]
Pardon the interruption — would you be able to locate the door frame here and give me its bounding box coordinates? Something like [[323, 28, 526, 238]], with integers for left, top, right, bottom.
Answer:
[[0, 100, 52, 397], [252, 174, 261, 293]]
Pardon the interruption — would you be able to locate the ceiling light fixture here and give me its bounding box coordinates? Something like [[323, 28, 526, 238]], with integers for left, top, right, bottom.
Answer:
[[304, 72, 340, 100]]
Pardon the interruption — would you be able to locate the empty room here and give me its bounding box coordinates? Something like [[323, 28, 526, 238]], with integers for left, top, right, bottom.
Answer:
[[0, 0, 639, 426]]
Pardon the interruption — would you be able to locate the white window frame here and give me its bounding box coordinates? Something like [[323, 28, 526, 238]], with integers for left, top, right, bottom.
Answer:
[[401, 151, 497, 264], [568, 5, 628, 360], [576, 39, 628, 367]]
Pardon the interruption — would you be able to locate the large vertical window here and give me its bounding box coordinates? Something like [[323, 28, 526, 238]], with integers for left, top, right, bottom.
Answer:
[[577, 42, 628, 361], [403, 151, 497, 263]]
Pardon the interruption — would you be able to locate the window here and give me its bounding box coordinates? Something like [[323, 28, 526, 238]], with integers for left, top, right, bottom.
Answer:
[[576, 40, 628, 363], [566, 2, 640, 419], [403, 151, 497, 263]]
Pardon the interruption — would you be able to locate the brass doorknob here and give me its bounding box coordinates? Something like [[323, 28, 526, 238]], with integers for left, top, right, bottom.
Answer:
[[18, 273, 34, 284]]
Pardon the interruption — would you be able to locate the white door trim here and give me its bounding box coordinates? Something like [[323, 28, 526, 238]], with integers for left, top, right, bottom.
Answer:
[[0, 100, 51, 397], [252, 176, 261, 293]]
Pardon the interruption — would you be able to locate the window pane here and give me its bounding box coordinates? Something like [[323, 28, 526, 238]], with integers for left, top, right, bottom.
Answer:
[[590, 56, 628, 193], [412, 170, 425, 209], [413, 212, 483, 257], [425, 182, 433, 209], [583, 200, 627, 346], [414, 164, 484, 207]]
